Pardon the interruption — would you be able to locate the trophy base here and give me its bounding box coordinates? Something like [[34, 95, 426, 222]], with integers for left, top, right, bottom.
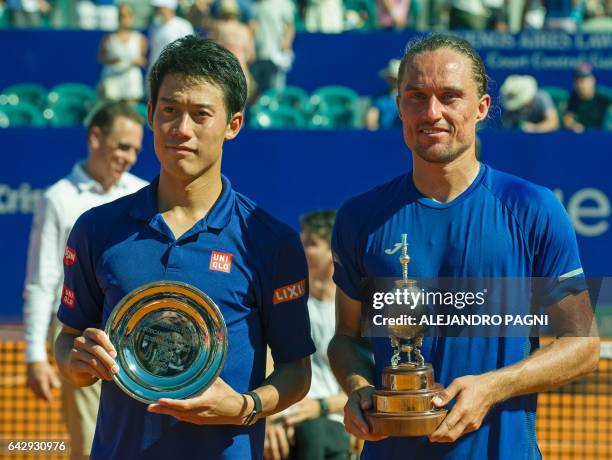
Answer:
[[365, 410, 447, 437]]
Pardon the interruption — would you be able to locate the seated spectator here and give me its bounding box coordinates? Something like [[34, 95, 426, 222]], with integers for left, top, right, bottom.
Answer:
[[97, 4, 147, 102], [449, 0, 487, 29], [303, 0, 344, 32], [209, 0, 255, 97], [251, 0, 295, 94], [542, 0, 581, 32], [377, 0, 410, 29], [186, 0, 214, 32], [76, 0, 118, 30], [264, 210, 350, 460], [564, 63, 612, 132], [365, 59, 402, 131], [7, 0, 49, 28], [500, 75, 559, 133]]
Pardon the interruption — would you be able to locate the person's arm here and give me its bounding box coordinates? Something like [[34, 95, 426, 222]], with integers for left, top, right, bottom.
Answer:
[[523, 107, 559, 132], [563, 110, 584, 132], [23, 195, 63, 401], [147, 358, 310, 425], [133, 34, 148, 67], [327, 288, 387, 441], [429, 290, 599, 443], [282, 19, 295, 51], [97, 35, 119, 65], [523, 93, 560, 132], [149, 232, 313, 425]]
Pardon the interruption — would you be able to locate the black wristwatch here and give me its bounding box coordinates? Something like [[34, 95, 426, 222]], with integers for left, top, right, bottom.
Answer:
[[244, 391, 262, 425], [317, 398, 330, 417]]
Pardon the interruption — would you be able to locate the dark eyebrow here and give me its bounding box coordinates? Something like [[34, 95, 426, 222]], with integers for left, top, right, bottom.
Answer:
[[158, 97, 216, 109]]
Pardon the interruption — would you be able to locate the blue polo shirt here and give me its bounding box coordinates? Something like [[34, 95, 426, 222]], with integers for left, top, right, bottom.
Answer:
[[58, 176, 316, 460], [332, 164, 586, 460]]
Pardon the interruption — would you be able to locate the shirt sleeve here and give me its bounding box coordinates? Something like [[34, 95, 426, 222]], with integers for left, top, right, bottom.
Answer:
[[530, 190, 586, 306], [23, 195, 63, 363], [263, 232, 315, 364], [331, 204, 364, 301], [57, 212, 104, 331]]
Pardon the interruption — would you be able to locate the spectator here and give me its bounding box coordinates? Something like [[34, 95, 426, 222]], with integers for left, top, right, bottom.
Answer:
[[564, 63, 612, 132], [97, 3, 147, 102], [500, 74, 559, 132], [211, 0, 255, 22], [251, 0, 295, 94], [449, 0, 487, 29], [365, 59, 402, 131], [484, 0, 508, 30], [542, 0, 582, 32], [303, 0, 344, 32], [23, 101, 146, 460], [147, 0, 194, 77], [209, 0, 255, 97], [7, 0, 49, 28], [264, 210, 350, 460], [377, 0, 410, 29], [186, 0, 214, 32], [76, 0, 118, 30]]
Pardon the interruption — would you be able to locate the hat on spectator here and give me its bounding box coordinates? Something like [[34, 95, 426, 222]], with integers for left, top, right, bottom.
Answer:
[[219, 0, 240, 18], [500, 75, 538, 111], [151, 0, 178, 9], [379, 59, 401, 80], [574, 62, 593, 78]]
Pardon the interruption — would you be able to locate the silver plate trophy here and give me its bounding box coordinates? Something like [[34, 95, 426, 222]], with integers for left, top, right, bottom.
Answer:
[[105, 281, 227, 404]]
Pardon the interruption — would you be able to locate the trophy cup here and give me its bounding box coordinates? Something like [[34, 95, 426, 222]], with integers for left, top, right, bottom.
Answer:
[[365, 234, 447, 436], [105, 281, 227, 404]]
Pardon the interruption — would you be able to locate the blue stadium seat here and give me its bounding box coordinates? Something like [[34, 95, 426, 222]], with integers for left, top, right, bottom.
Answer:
[[0, 102, 46, 127], [0, 84, 48, 110], [310, 86, 360, 128], [47, 83, 97, 109], [250, 105, 306, 129], [43, 101, 90, 127]]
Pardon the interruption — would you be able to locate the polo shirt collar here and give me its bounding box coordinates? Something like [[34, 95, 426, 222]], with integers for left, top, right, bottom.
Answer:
[[71, 161, 132, 194], [129, 175, 235, 232]]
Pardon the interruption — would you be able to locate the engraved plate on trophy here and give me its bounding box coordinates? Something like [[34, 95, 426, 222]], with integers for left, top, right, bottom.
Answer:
[[105, 281, 227, 404], [365, 234, 448, 436]]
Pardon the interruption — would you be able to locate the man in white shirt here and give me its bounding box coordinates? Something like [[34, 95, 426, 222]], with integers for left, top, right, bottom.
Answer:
[[23, 100, 147, 460]]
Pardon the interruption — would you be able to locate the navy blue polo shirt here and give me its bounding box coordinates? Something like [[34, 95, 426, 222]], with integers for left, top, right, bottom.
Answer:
[[58, 176, 315, 460], [332, 164, 586, 460]]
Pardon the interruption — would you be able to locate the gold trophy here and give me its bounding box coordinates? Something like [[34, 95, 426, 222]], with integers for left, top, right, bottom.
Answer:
[[365, 234, 447, 436]]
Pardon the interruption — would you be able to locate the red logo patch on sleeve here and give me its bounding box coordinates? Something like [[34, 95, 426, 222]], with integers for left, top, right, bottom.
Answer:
[[62, 286, 75, 308], [273, 280, 306, 305], [63, 246, 77, 266], [209, 251, 232, 273]]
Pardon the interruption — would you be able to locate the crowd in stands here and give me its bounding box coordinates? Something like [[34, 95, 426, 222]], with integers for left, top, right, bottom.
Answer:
[[1, 0, 611, 32], [0, 0, 611, 130]]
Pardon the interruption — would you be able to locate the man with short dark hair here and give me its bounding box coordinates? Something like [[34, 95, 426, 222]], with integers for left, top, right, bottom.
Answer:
[[24, 100, 146, 460], [328, 34, 599, 460], [54, 36, 314, 459], [564, 63, 612, 132]]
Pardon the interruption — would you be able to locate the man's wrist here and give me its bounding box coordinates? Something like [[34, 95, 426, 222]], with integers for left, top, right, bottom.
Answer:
[[317, 397, 330, 417], [242, 391, 262, 425]]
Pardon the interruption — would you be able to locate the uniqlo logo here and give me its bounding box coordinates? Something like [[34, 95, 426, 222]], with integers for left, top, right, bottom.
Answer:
[[273, 280, 306, 305], [62, 286, 75, 308], [209, 251, 232, 273], [63, 246, 77, 266]]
